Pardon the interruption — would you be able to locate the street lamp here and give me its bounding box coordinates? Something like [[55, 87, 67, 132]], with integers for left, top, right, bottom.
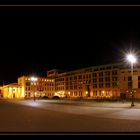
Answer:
[[31, 77, 38, 102], [126, 53, 137, 107]]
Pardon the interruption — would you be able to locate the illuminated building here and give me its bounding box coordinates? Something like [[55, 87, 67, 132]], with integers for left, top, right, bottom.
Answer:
[[1, 76, 55, 99], [1, 62, 140, 99], [47, 62, 140, 99], [18, 76, 55, 98], [2, 83, 22, 99], [47, 69, 66, 97]]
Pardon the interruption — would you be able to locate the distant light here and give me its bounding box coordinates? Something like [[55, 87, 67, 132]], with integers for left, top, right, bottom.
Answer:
[[31, 77, 38, 81], [126, 54, 137, 64]]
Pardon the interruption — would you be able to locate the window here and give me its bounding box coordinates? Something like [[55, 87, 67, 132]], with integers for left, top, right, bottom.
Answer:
[[99, 83, 103, 88], [112, 77, 117, 81], [106, 66, 111, 70], [26, 82, 30, 86], [89, 74, 91, 79], [112, 82, 117, 88], [66, 86, 68, 90], [105, 71, 110, 76], [70, 86, 73, 90], [105, 83, 110, 88], [113, 66, 118, 69], [99, 90, 101, 96], [138, 82, 140, 88], [99, 72, 103, 77], [79, 91, 82, 96], [74, 76, 77, 80], [100, 68, 103, 70], [99, 78, 103, 82], [94, 68, 98, 71], [93, 79, 97, 83], [93, 90, 97, 96], [128, 82, 132, 88], [128, 76, 132, 81], [28, 92, 30, 97], [105, 77, 110, 82], [83, 75, 85, 79], [106, 91, 110, 96], [92, 73, 97, 77], [112, 71, 118, 75], [78, 75, 82, 79], [93, 84, 97, 88]]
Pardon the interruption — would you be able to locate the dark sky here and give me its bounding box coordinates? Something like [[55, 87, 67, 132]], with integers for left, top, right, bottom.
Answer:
[[1, 6, 140, 84]]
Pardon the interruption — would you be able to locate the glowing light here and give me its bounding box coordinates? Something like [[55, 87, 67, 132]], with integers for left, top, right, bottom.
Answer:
[[126, 54, 137, 64], [86, 91, 88, 94], [31, 77, 38, 81], [20, 101, 41, 107]]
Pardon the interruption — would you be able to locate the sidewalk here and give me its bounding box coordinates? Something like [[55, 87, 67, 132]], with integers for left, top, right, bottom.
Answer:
[[38, 99, 140, 109]]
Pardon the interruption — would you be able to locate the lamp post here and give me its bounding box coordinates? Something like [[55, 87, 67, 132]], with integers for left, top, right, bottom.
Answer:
[[31, 77, 38, 102], [126, 54, 137, 107]]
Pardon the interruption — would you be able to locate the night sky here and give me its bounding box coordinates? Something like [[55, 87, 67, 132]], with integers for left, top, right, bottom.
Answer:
[[1, 6, 140, 84]]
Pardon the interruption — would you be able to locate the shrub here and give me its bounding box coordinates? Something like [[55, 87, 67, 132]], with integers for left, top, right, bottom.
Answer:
[[42, 96, 49, 99], [52, 96, 60, 99]]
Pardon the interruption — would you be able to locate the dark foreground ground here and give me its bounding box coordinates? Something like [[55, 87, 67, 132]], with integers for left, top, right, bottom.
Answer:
[[1, 99, 140, 134]]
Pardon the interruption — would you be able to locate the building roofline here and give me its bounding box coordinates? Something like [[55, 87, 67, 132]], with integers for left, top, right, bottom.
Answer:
[[59, 62, 124, 74]]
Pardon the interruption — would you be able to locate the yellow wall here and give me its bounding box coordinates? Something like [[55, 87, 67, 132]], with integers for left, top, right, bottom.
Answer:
[[3, 84, 23, 99]]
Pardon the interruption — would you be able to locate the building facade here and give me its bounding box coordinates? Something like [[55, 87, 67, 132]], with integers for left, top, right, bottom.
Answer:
[[1, 62, 140, 99], [18, 76, 55, 98], [52, 62, 140, 99], [2, 83, 22, 99]]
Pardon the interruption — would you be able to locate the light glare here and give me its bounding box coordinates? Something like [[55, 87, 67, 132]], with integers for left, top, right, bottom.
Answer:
[[31, 77, 38, 81], [127, 54, 137, 63]]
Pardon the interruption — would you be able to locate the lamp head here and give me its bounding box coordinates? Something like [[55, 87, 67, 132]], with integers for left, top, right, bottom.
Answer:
[[127, 54, 137, 64]]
